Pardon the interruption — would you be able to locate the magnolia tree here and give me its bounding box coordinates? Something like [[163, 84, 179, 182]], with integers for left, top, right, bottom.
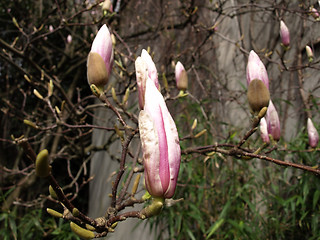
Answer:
[[1, 0, 320, 239]]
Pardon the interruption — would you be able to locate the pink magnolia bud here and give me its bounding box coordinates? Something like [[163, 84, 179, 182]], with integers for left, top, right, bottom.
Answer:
[[307, 118, 319, 148], [175, 61, 188, 91], [139, 78, 181, 198], [141, 49, 159, 89], [91, 24, 113, 75], [87, 24, 114, 88], [280, 20, 290, 47], [265, 100, 281, 141], [246, 50, 269, 89], [260, 117, 270, 143], [102, 0, 113, 12], [305, 45, 314, 62], [49, 25, 54, 32], [135, 56, 148, 109], [67, 34, 72, 44]]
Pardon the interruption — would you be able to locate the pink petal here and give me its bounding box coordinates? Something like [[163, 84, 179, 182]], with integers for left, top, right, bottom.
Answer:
[[307, 118, 319, 148], [91, 24, 113, 74], [141, 49, 159, 89], [266, 100, 281, 141], [138, 110, 164, 196], [246, 50, 269, 89], [260, 117, 270, 143]]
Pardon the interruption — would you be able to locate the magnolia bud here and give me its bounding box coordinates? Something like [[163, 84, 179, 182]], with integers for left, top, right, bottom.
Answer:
[[266, 100, 281, 141], [280, 20, 290, 47], [247, 79, 270, 114], [260, 117, 270, 143], [307, 118, 319, 148], [246, 50, 269, 89], [175, 61, 188, 91], [35, 149, 51, 178], [87, 24, 113, 89], [67, 34, 72, 44], [102, 0, 113, 12], [87, 52, 109, 90], [305, 45, 314, 62]]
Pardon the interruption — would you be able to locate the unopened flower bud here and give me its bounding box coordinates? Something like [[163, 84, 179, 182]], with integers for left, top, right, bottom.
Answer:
[[280, 20, 290, 47], [139, 79, 181, 198], [102, 0, 113, 12], [265, 100, 281, 141], [307, 118, 319, 148], [140, 197, 164, 218], [70, 222, 95, 240], [23, 119, 38, 129], [247, 79, 270, 114], [49, 185, 58, 199], [135, 56, 148, 109], [35, 149, 51, 178], [246, 50, 269, 89], [47, 208, 63, 218], [191, 119, 197, 130], [67, 34, 72, 44], [141, 49, 159, 89], [260, 117, 270, 143], [175, 61, 188, 91], [48, 80, 54, 97], [33, 89, 44, 100], [305, 45, 314, 62], [72, 208, 80, 217], [87, 52, 109, 90], [87, 25, 113, 89]]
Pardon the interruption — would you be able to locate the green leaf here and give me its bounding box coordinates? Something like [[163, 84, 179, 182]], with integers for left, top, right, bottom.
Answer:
[[313, 190, 320, 210], [186, 229, 196, 240], [206, 218, 224, 239], [8, 216, 17, 239]]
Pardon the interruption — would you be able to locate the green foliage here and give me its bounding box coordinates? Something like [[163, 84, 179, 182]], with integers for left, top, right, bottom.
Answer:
[[0, 207, 79, 240]]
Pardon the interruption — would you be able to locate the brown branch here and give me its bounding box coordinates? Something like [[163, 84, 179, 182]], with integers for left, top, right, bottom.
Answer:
[[183, 144, 320, 176], [111, 128, 138, 208]]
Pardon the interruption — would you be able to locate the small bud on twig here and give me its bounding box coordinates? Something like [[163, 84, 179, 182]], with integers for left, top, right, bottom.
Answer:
[[70, 222, 95, 240], [131, 174, 141, 195], [49, 185, 58, 199], [35, 149, 51, 178], [111, 87, 118, 103], [191, 119, 197, 130], [23, 119, 38, 129], [48, 80, 54, 97], [33, 89, 44, 100], [194, 129, 207, 138], [47, 208, 63, 218]]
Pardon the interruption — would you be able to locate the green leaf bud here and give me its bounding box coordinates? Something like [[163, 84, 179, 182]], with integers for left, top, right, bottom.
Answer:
[[47, 208, 63, 218], [70, 222, 95, 240], [49, 185, 57, 199], [35, 149, 51, 178], [72, 208, 80, 217]]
